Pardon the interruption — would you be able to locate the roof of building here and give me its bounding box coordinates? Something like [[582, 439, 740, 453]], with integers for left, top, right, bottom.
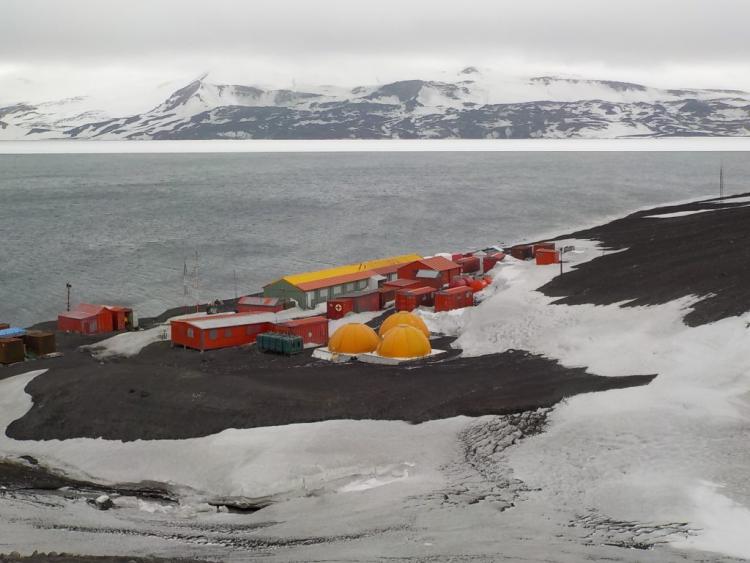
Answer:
[[0, 327, 26, 339], [328, 323, 380, 354], [378, 311, 429, 338], [377, 324, 432, 359], [383, 278, 424, 288], [401, 256, 460, 272], [295, 270, 375, 292], [276, 316, 328, 327], [59, 303, 107, 320], [267, 254, 421, 290], [178, 312, 275, 330], [238, 296, 282, 306]]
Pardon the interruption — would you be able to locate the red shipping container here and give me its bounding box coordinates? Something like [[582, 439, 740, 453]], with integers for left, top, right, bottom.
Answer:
[[435, 286, 475, 312], [381, 278, 426, 304], [395, 287, 436, 312], [482, 252, 506, 272], [536, 248, 560, 265], [273, 316, 329, 346], [348, 290, 381, 313], [509, 245, 534, 260], [533, 242, 556, 255], [456, 256, 480, 274], [327, 298, 354, 319]]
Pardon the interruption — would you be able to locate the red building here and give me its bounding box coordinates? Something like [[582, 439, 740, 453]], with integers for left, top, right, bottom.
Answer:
[[273, 316, 329, 346], [237, 296, 285, 314], [396, 257, 461, 289], [434, 287, 474, 312], [380, 278, 426, 303], [170, 312, 272, 351], [536, 248, 560, 265], [58, 304, 133, 335], [395, 287, 436, 312], [327, 290, 381, 319]]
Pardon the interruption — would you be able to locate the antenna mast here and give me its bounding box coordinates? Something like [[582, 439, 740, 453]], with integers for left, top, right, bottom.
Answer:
[[191, 251, 200, 312], [719, 162, 725, 199]]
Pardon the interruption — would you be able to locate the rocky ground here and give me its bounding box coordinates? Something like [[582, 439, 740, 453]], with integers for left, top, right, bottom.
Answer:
[[542, 192, 750, 327]]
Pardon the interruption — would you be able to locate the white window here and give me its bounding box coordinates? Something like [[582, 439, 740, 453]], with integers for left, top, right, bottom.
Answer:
[[306, 292, 314, 307], [209, 329, 218, 340], [345, 282, 355, 292], [187, 328, 194, 338], [333, 285, 342, 295], [319, 287, 329, 299]]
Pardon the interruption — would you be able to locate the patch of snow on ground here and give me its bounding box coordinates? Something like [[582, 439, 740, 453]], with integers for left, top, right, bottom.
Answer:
[[644, 209, 716, 218], [0, 370, 467, 504], [645, 205, 750, 218]]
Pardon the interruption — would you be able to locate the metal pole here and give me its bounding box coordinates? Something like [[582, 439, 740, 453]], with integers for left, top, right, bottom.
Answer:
[[66, 282, 72, 311]]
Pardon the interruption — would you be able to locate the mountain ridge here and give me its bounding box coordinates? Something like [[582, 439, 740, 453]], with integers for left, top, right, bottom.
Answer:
[[2, 69, 749, 140]]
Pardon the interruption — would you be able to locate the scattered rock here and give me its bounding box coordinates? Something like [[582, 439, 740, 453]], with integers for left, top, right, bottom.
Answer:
[[89, 494, 114, 510]]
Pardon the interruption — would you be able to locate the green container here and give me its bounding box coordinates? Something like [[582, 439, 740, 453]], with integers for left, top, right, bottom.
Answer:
[[257, 332, 304, 355]]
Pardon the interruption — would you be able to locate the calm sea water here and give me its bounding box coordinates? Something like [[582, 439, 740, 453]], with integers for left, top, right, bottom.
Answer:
[[1, 151, 746, 326]]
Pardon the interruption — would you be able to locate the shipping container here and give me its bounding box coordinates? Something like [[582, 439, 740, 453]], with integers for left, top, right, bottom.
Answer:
[[327, 298, 354, 319], [482, 252, 506, 272], [347, 290, 381, 313], [257, 332, 304, 355], [395, 287, 436, 312], [533, 242, 556, 256], [536, 248, 560, 265], [380, 278, 426, 304], [434, 286, 475, 312], [273, 316, 328, 346], [456, 256, 480, 274], [22, 331, 56, 356], [0, 338, 25, 365], [509, 245, 534, 260]]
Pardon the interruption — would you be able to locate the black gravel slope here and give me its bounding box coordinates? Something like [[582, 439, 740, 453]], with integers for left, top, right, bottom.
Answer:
[[540, 192, 750, 326]]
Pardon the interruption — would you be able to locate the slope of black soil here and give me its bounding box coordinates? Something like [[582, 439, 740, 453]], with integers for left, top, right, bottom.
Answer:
[[4, 337, 653, 442], [540, 193, 750, 326]]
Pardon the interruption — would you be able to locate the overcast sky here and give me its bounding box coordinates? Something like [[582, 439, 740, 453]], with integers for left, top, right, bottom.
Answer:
[[2, 0, 750, 106]]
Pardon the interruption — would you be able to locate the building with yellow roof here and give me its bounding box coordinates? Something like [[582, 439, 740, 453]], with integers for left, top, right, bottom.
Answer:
[[263, 253, 421, 309]]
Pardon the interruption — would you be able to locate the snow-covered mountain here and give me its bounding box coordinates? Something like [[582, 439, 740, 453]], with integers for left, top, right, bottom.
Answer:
[[3, 68, 750, 140]]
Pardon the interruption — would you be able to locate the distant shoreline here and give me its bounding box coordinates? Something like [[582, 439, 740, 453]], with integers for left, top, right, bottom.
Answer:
[[3, 137, 750, 154]]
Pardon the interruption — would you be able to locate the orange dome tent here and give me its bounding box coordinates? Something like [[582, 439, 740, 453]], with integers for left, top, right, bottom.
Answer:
[[378, 311, 430, 338], [377, 324, 432, 359], [328, 323, 381, 354]]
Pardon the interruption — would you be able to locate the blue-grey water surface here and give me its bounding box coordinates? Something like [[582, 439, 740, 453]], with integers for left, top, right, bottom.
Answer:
[[1, 151, 746, 326]]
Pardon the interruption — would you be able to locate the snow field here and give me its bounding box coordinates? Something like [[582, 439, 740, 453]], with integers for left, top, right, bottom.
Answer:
[[417, 238, 750, 559], [0, 370, 468, 505]]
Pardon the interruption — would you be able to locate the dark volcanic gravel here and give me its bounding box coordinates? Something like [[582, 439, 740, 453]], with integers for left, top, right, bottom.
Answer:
[[540, 192, 750, 327], [3, 335, 653, 441]]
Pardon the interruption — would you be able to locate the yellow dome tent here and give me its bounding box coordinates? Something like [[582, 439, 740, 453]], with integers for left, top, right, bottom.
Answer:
[[378, 311, 430, 338], [328, 323, 381, 354], [377, 324, 432, 359]]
